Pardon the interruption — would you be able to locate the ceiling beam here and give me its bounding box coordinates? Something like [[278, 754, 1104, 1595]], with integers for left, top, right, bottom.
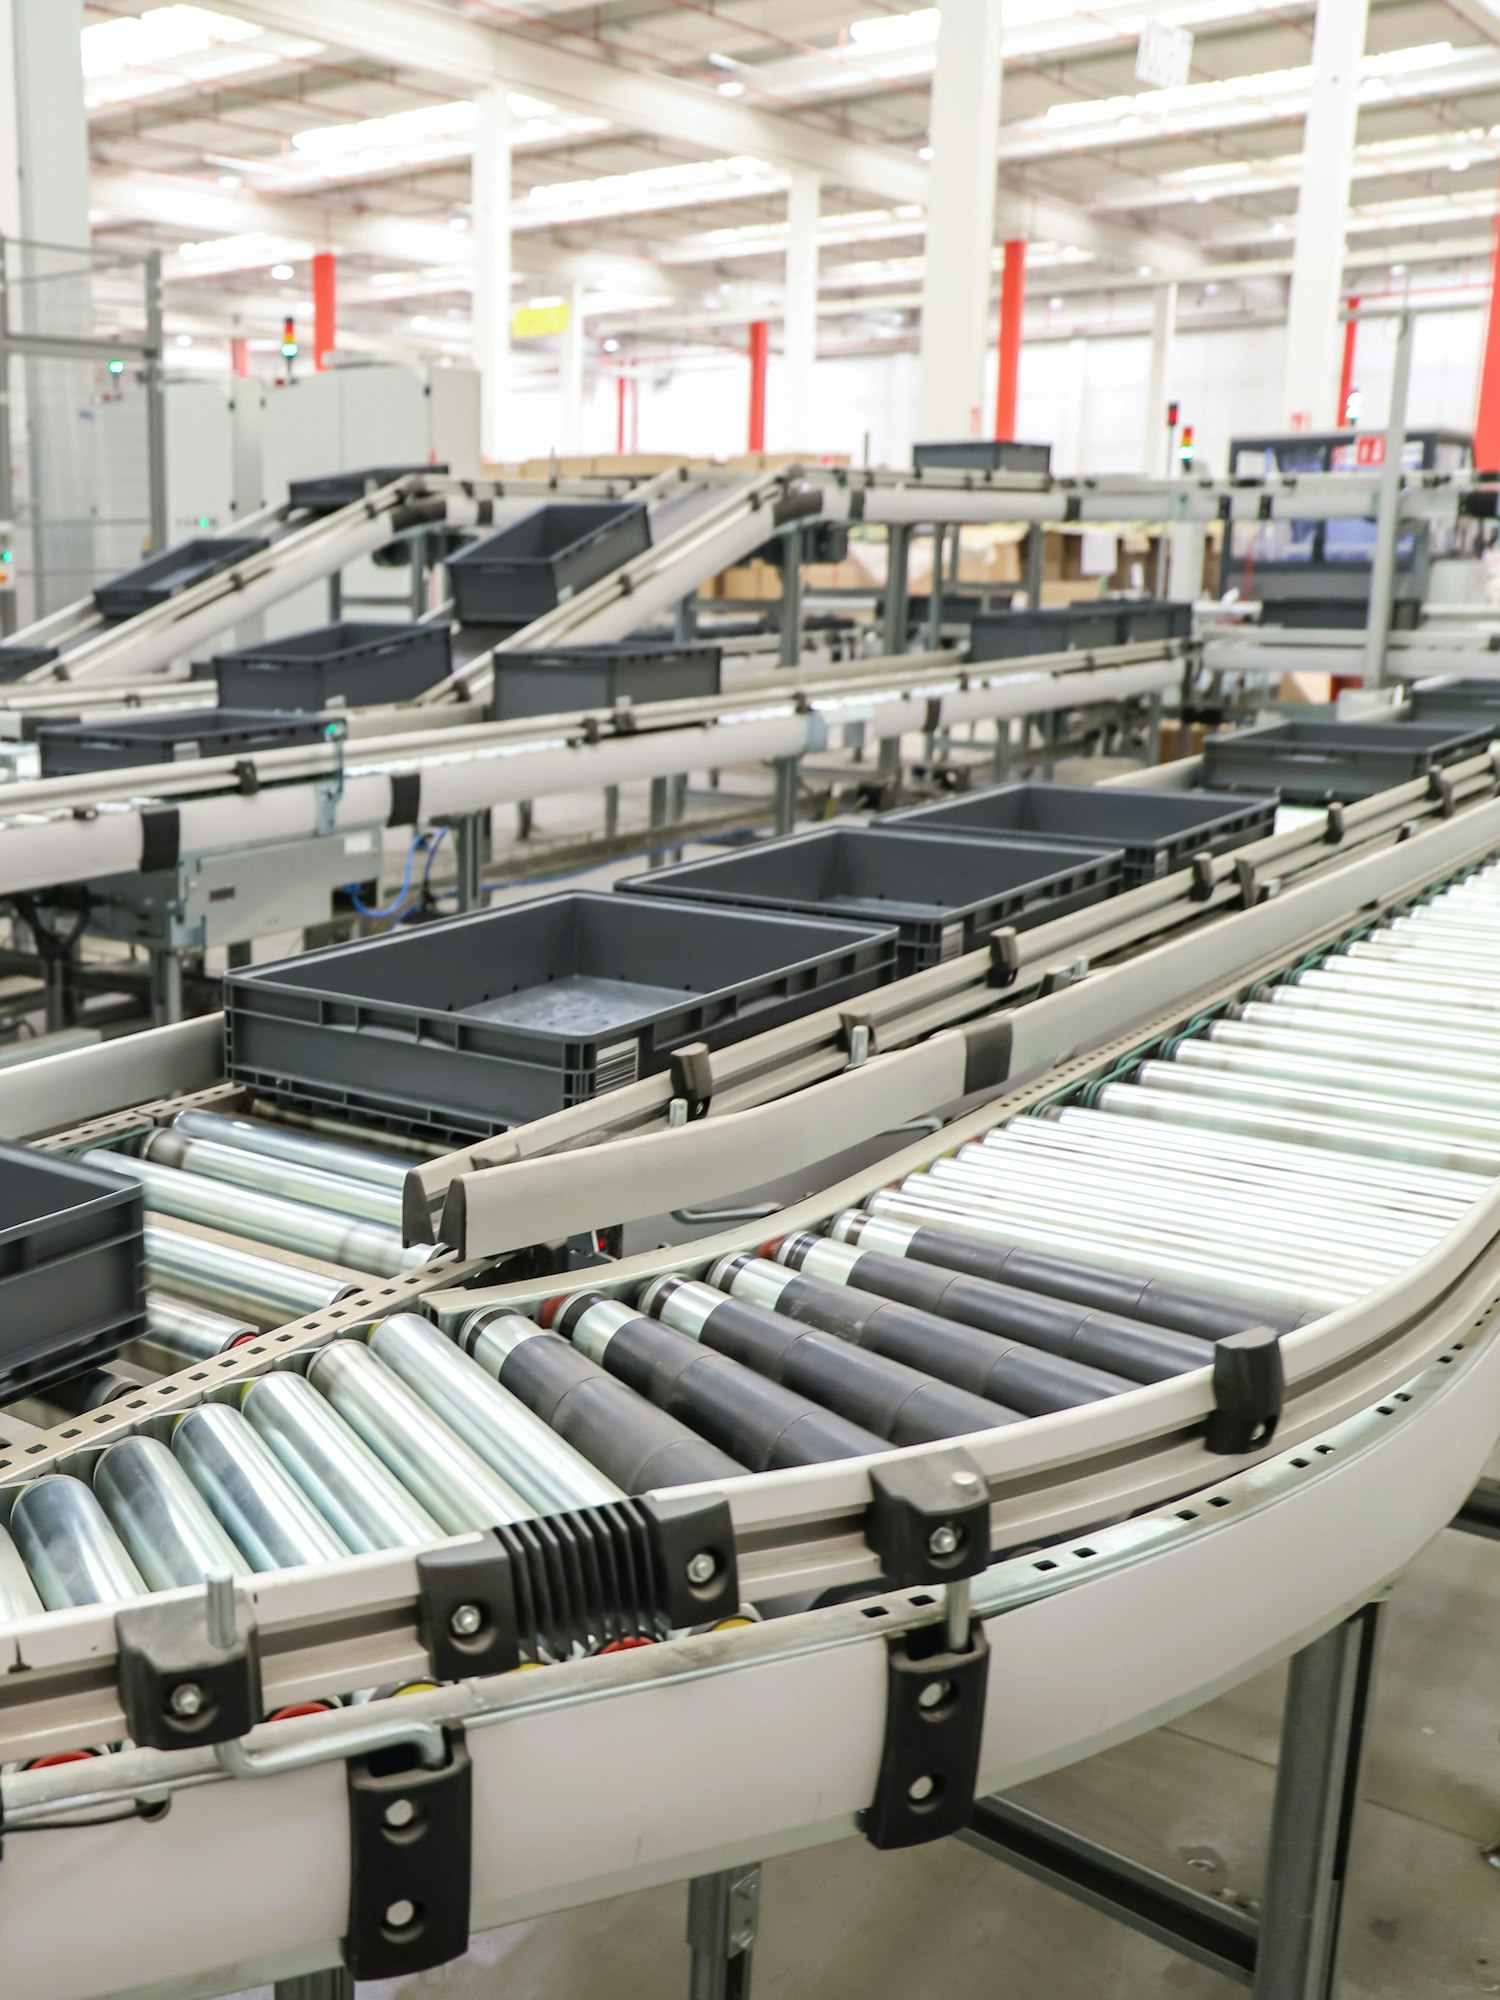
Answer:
[[223, 0, 930, 206], [89, 169, 697, 298]]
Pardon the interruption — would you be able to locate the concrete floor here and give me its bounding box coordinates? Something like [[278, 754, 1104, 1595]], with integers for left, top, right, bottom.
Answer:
[[235, 1523, 1500, 2000]]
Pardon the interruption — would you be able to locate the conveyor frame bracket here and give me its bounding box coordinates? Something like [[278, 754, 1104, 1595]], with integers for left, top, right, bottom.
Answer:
[[1205, 1325, 1284, 1455], [417, 1537, 522, 1680], [839, 1009, 878, 1066], [114, 1584, 262, 1752], [344, 1725, 473, 1983], [1427, 770, 1457, 819], [1324, 804, 1345, 845], [859, 1619, 991, 1851], [987, 927, 1021, 986], [669, 1041, 714, 1121], [1188, 852, 1217, 901], [865, 1450, 991, 1589]]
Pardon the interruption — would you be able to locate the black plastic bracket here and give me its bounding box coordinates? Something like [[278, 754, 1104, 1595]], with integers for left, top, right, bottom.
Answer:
[[232, 759, 260, 797], [1428, 769, 1457, 819], [387, 771, 422, 829], [114, 1589, 262, 1751], [986, 927, 1020, 987], [138, 807, 180, 875], [923, 696, 943, 736], [669, 1041, 714, 1120], [1324, 803, 1346, 845], [417, 1538, 521, 1681], [344, 1726, 473, 1983], [1205, 1325, 1285, 1455], [858, 1620, 991, 1850], [866, 1450, 991, 1587]]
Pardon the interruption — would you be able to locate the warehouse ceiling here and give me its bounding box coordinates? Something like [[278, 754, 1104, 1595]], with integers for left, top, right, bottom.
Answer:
[[81, 0, 1500, 364]]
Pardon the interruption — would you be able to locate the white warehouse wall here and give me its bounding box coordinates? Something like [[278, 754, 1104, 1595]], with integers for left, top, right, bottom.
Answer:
[[505, 308, 1488, 475]]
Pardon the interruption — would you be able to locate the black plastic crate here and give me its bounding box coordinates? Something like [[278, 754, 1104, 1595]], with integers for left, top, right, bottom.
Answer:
[[288, 464, 445, 514], [0, 643, 59, 681], [1405, 679, 1500, 732], [37, 707, 329, 777], [213, 621, 453, 710], [1201, 714, 1492, 804], [491, 642, 723, 721], [913, 441, 1052, 475], [93, 536, 271, 619], [970, 605, 1119, 660], [0, 1141, 145, 1399], [1115, 600, 1193, 644], [878, 781, 1277, 888], [620, 826, 1122, 975], [448, 503, 652, 625], [224, 892, 897, 1143]]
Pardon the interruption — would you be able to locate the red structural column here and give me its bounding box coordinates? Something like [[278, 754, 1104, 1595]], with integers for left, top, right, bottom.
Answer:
[[747, 319, 769, 453], [616, 372, 628, 454], [230, 337, 250, 379], [1477, 176, 1500, 470], [994, 239, 1026, 442], [312, 251, 337, 371], [1337, 295, 1359, 427]]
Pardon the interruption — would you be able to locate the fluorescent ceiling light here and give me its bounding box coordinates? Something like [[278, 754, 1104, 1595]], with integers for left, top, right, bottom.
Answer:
[[270, 263, 294, 280], [525, 156, 786, 226], [81, 5, 320, 108], [848, 9, 938, 52], [172, 232, 312, 277], [717, 81, 746, 97]]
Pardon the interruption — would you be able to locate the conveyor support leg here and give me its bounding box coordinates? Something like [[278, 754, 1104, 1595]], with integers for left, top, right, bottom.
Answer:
[[273, 1971, 353, 2000], [883, 524, 912, 657], [149, 950, 183, 1027], [772, 758, 799, 838], [687, 1864, 760, 2000], [452, 815, 484, 913], [779, 527, 804, 669], [646, 776, 669, 870], [1252, 1600, 1384, 2000], [1024, 526, 1045, 610]]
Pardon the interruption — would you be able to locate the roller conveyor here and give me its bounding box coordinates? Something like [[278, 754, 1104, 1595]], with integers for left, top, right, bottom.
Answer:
[[9, 773, 1500, 2000]]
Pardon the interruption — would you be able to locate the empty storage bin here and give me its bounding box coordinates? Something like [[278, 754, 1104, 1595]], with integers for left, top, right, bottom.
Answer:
[[878, 781, 1277, 888], [93, 536, 270, 618], [969, 606, 1120, 660], [37, 708, 329, 777], [913, 441, 1052, 475], [1201, 715, 1492, 803], [620, 826, 1122, 974], [288, 465, 443, 513], [0, 1141, 146, 1398], [448, 502, 652, 625], [213, 622, 453, 710], [1405, 679, 1500, 733], [0, 644, 59, 681], [225, 892, 897, 1143], [491, 642, 723, 721]]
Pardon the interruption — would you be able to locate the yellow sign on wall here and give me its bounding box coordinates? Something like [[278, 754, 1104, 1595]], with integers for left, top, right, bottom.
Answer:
[[511, 301, 571, 340]]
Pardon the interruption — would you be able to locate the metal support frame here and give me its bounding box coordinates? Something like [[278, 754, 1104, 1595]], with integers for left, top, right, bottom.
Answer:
[[1025, 525, 1046, 610], [326, 571, 342, 622], [408, 531, 428, 621], [926, 526, 946, 653], [961, 1602, 1385, 1998], [687, 1865, 761, 2000], [273, 1973, 354, 2000], [674, 595, 698, 644], [450, 814, 484, 913], [1364, 309, 1414, 690], [646, 773, 670, 869], [779, 526, 804, 669], [148, 948, 183, 1028], [771, 756, 799, 837], [883, 523, 912, 656], [143, 252, 168, 556]]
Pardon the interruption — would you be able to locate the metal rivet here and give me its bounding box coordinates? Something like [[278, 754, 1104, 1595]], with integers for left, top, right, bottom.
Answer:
[[384, 1798, 416, 1829], [908, 1775, 936, 1802], [385, 1899, 416, 1930], [686, 1551, 718, 1585], [169, 1682, 204, 1718], [927, 1524, 960, 1558], [917, 1679, 950, 1711], [449, 1603, 482, 1637], [951, 1470, 982, 1495]]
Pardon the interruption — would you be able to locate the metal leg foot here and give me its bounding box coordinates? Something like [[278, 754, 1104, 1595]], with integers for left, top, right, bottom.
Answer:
[[687, 1864, 760, 2000]]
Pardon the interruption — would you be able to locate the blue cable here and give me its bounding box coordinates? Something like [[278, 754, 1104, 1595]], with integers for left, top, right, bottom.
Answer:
[[343, 834, 420, 920]]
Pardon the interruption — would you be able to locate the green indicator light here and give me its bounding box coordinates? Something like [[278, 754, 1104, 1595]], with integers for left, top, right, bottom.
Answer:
[[281, 340, 298, 358], [106, 357, 124, 376]]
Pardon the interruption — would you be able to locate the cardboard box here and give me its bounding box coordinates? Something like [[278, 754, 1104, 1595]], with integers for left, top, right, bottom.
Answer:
[[1157, 719, 1209, 763], [1040, 579, 1108, 608], [716, 560, 782, 601]]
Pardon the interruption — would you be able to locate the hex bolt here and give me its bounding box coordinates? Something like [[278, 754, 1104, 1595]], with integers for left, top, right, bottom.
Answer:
[[927, 1523, 960, 1558], [385, 1899, 416, 1930], [449, 1603, 482, 1638], [169, 1682, 204, 1718], [907, 1775, 936, 1802], [384, 1798, 416, 1830], [686, 1551, 718, 1586]]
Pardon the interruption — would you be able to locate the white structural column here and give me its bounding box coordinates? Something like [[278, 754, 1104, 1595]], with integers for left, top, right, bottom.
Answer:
[[915, 0, 1004, 440], [472, 85, 512, 465], [0, 0, 94, 616], [781, 171, 820, 451], [1282, 0, 1369, 429], [560, 279, 586, 454], [1143, 282, 1178, 475]]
